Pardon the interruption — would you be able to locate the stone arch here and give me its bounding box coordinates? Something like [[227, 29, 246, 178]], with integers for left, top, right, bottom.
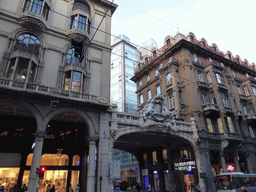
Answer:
[[43, 108, 96, 136], [164, 35, 172, 45], [0, 98, 44, 131]]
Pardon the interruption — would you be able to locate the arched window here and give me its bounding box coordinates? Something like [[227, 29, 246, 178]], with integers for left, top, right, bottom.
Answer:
[[66, 48, 86, 67], [166, 39, 171, 45], [6, 34, 40, 83]]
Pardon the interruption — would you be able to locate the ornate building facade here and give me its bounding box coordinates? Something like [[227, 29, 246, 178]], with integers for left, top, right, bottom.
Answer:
[[131, 32, 256, 191], [0, 0, 117, 191]]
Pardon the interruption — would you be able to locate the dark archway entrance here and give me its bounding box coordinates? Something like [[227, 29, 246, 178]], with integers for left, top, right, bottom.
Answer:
[[113, 131, 198, 192]]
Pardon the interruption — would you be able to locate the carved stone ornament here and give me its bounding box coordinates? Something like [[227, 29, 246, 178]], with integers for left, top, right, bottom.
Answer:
[[142, 94, 175, 122], [97, 96, 109, 104]]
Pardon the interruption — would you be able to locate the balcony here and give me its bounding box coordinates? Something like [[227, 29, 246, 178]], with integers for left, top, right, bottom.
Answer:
[[218, 83, 228, 91], [19, 11, 47, 32], [235, 110, 243, 118], [68, 28, 91, 43], [197, 81, 209, 89], [221, 132, 243, 150], [245, 113, 256, 123], [202, 103, 219, 115], [239, 94, 248, 101], [0, 77, 110, 106], [224, 107, 233, 114]]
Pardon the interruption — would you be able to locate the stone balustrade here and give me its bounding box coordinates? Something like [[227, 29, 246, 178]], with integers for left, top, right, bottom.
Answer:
[[0, 77, 109, 105]]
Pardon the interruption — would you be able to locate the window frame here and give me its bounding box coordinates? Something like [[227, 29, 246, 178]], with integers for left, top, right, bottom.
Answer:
[[216, 73, 224, 84], [166, 72, 172, 85], [156, 85, 161, 95], [147, 89, 151, 102], [221, 92, 229, 108], [139, 94, 144, 105], [168, 92, 175, 109], [207, 72, 212, 83]]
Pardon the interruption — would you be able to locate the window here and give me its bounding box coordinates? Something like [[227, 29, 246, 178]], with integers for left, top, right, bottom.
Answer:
[[153, 51, 157, 56], [66, 48, 86, 67], [249, 126, 255, 138], [202, 94, 208, 104], [210, 92, 217, 104], [221, 92, 229, 107], [207, 72, 212, 83], [146, 74, 150, 82], [249, 102, 255, 113], [139, 80, 142, 86], [252, 87, 256, 96], [64, 71, 85, 92], [139, 94, 143, 105], [244, 86, 250, 96], [152, 151, 157, 165], [6, 34, 40, 83], [179, 91, 185, 105], [238, 86, 242, 94], [166, 73, 172, 85], [145, 57, 149, 63], [175, 70, 180, 83], [147, 90, 151, 101], [202, 41, 206, 47], [198, 72, 204, 82], [213, 46, 217, 52], [216, 73, 224, 84], [169, 92, 175, 109], [190, 35, 194, 42], [71, 15, 87, 30], [166, 39, 171, 45], [155, 67, 159, 77], [243, 106, 247, 115], [194, 54, 198, 63], [156, 85, 161, 95], [217, 118, 224, 133], [206, 118, 213, 133], [227, 116, 235, 133], [23, 0, 50, 20]]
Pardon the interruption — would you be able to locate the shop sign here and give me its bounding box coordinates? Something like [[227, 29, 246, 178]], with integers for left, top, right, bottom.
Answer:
[[175, 161, 196, 171], [226, 163, 236, 172], [142, 169, 148, 176]]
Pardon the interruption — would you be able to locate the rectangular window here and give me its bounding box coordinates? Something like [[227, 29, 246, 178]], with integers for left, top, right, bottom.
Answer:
[[147, 74, 150, 82], [243, 106, 248, 115], [147, 90, 151, 101], [163, 149, 168, 161], [179, 91, 185, 105], [249, 126, 255, 138], [207, 72, 212, 83], [71, 15, 78, 29], [88, 20, 91, 34], [166, 73, 172, 84], [216, 73, 223, 84], [238, 86, 242, 94], [152, 151, 157, 165], [169, 92, 175, 109], [221, 92, 229, 107], [252, 87, 256, 96], [175, 70, 180, 83], [78, 15, 86, 30], [155, 67, 159, 77], [206, 118, 213, 133], [194, 54, 198, 63], [227, 116, 235, 133], [202, 94, 208, 104], [211, 92, 217, 104], [42, 3, 50, 20], [249, 103, 255, 113], [23, 0, 30, 12], [156, 85, 161, 95], [139, 94, 143, 105], [244, 86, 250, 96], [31, 0, 43, 14], [217, 118, 224, 133], [139, 80, 142, 86], [198, 72, 204, 82]]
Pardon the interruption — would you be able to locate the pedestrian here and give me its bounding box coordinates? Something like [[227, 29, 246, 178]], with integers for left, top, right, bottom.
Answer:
[[136, 183, 141, 192], [147, 183, 151, 191], [69, 184, 73, 192], [75, 184, 80, 192], [46, 184, 50, 192], [50, 185, 55, 192]]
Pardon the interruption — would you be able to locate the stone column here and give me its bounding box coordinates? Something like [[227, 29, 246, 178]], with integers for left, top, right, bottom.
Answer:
[[246, 151, 256, 173], [167, 149, 176, 192], [27, 131, 45, 192], [233, 153, 241, 172], [196, 147, 216, 192], [87, 138, 97, 192], [220, 152, 227, 173]]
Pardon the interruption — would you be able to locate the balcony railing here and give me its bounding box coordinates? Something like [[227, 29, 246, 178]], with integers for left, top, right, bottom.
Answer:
[[239, 94, 248, 101], [202, 103, 219, 112], [197, 81, 209, 89], [0, 77, 109, 105], [246, 113, 256, 122], [221, 132, 242, 140]]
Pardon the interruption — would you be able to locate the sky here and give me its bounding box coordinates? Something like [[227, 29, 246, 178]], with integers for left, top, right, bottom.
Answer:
[[111, 0, 256, 64]]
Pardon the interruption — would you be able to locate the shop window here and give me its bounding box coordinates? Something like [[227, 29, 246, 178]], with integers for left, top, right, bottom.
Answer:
[[206, 118, 213, 133], [207, 72, 212, 83], [0, 168, 20, 191], [152, 151, 157, 165], [166, 73, 172, 85], [217, 118, 224, 133], [23, 0, 50, 20], [227, 116, 235, 133], [72, 155, 80, 166]]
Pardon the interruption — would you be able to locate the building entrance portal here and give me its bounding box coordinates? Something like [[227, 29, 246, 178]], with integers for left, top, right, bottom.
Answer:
[[113, 131, 198, 192]]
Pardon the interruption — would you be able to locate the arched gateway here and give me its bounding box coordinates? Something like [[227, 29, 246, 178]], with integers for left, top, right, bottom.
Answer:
[[110, 95, 216, 192]]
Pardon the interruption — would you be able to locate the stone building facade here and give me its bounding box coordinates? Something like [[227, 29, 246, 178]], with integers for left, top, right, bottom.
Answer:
[[0, 0, 117, 192], [131, 32, 256, 191]]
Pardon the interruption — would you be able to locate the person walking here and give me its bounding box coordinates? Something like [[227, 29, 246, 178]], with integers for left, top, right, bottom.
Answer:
[[136, 183, 141, 192], [50, 185, 55, 192]]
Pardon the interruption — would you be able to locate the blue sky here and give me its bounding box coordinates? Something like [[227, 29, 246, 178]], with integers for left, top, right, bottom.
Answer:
[[111, 0, 256, 64]]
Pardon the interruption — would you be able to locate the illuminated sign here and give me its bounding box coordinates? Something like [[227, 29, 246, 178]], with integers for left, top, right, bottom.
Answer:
[[175, 161, 196, 171], [226, 163, 236, 172]]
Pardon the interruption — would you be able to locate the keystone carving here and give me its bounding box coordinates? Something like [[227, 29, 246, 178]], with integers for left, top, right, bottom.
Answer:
[[142, 94, 175, 122]]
